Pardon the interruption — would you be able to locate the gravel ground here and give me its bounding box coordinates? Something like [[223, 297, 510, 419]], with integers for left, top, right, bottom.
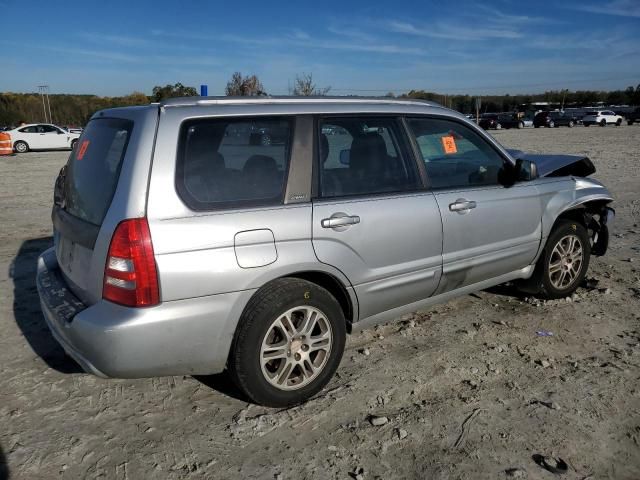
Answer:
[[1, 125, 639, 480]]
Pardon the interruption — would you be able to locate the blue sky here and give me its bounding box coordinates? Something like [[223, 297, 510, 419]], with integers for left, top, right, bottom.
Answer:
[[2, 0, 639, 96]]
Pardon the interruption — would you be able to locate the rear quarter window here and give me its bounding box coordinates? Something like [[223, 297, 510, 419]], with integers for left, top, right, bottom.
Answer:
[[175, 117, 292, 210], [64, 118, 133, 226]]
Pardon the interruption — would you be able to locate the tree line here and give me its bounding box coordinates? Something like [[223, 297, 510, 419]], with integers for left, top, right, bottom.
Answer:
[[1, 72, 638, 126], [404, 85, 640, 114]]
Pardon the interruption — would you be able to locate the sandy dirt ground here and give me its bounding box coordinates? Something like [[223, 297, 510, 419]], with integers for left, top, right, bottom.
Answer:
[[1, 125, 639, 480]]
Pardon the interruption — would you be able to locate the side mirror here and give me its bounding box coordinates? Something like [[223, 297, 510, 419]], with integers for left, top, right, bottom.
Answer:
[[515, 158, 538, 181], [500, 159, 539, 187], [339, 149, 350, 166]]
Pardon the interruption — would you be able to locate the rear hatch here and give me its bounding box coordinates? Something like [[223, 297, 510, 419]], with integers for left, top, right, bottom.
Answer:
[[53, 117, 134, 305]]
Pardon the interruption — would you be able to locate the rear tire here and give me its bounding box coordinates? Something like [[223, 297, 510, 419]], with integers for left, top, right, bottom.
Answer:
[[549, 121, 555, 128], [518, 121, 524, 129], [616, 119, 622, 126], [568, 120, 575, 128], [600, 119, 606, 127], [14, 141, 28, 153], [628, 120, 634, 125], [70, 139, 78, 150], [228, 278, 346, 407]]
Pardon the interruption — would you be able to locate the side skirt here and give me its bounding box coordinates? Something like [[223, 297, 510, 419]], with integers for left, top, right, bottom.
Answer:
[[351, 265, 534, 332]]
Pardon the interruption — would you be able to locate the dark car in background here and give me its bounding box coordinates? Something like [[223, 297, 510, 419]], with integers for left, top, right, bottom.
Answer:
[[478, 114, 501, 130], [625, 107, 640, 125], [479, 113, 526, 130], [533, 111, 579, 128], [496, 114, 527, 129]]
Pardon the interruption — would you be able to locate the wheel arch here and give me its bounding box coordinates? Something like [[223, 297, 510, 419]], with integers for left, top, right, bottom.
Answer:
[[232, 268, 358, 343], [548, 198, 614, 258], [13, 139, 29, 151], [286, 270, 356, 330]]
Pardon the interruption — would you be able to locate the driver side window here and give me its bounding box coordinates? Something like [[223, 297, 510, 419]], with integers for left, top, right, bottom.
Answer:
[[407, 118, 506, 189]]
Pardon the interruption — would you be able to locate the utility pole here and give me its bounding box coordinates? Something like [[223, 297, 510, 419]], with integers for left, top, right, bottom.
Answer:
[[37, 85, 52, 123]]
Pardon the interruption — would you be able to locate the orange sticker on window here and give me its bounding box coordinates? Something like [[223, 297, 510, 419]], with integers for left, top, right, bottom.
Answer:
[[76, 140, 90, 160], [441, 135, 457, 154]]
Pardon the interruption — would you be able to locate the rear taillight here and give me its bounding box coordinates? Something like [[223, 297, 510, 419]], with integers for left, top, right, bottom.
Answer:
[[103, 218, 159, 307]]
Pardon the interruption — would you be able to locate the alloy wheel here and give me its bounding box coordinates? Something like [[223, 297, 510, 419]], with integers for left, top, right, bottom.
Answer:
[[260, 306, 333, 391], [548, 234, 584, 290]]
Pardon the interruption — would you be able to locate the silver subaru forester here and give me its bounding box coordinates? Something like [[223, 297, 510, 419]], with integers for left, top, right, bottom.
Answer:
[[37, 97, 614, 406]]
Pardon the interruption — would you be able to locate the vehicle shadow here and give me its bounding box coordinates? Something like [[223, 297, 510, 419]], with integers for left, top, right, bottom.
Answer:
[[484, 283, 528, 299], [10, 237, 82, 374], [193, 373, 250, 403], [0, 441, 8, 480]]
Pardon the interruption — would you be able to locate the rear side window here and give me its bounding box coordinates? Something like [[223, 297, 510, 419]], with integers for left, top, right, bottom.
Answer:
[[176, 117, 292, 210], [64, 118, 132, 226]]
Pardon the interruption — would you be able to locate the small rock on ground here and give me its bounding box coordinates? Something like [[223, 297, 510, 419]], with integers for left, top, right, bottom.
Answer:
[[370, 416, 389, 426]]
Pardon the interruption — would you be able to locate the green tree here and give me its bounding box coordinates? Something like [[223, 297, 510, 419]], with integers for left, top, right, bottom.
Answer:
[[225, 72, 266, 96], [293, 73, 331, 96], [151, 83, 197, 102]]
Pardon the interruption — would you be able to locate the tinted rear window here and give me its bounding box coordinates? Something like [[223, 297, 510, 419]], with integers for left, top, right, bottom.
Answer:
[[176, 117, 292, 210], [64, 118, 133, 226]]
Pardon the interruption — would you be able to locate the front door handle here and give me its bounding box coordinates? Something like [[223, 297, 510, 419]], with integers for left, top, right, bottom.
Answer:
[[321, 214, 360, 228], [449, 199, 477, 213]]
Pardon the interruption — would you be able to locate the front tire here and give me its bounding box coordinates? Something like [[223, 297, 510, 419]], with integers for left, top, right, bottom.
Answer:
[[549, 121, 555, 128], [228, 278, 346, 407], [616, 119, 622, 126], [538, 220, 591, 299], [70, 139, 78, 150], [600, 119, 606, 127], [518, 121, 524, 129], [568, 120, 575, 128], [14, 141, 29, 153]]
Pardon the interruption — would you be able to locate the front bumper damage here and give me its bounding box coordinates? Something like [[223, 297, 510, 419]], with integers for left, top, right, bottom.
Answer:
[[588, 205, 615, 256]]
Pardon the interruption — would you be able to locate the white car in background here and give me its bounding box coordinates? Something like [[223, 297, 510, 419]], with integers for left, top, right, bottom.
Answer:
[[7, 123, 81, 153], [582, 110, 623, 127]]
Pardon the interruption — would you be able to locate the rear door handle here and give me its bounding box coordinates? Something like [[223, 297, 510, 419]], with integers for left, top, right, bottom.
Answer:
[[449, 199, 477, 213], [321, 214, 360, 228]]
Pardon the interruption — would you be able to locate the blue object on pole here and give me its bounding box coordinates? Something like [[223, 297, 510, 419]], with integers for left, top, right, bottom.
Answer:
[[200, 85, 208, 96]]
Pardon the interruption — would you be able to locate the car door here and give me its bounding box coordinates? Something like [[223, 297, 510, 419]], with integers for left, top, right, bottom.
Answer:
[[405, 116, 542, 293], [311, 116, 443, 320], [40, 125, 68, 149], [17, 125, 42, 149]]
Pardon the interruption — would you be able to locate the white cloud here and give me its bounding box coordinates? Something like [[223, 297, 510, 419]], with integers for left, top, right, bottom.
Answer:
[[572, 0, 640, 17], [387, 20, 522, 40]]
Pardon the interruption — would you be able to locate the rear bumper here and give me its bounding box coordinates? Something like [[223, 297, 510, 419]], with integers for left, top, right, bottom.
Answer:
[[36, 247, 252, 378]]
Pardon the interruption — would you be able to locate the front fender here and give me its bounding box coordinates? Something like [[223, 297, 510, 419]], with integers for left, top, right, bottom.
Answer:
[[535, 177, 613, 243]]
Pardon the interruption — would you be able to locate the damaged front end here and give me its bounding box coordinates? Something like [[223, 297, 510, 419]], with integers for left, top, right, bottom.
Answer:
[[585, 203, 615, 256], [507, 149, 596, 178], [508, 149, 615, 257]]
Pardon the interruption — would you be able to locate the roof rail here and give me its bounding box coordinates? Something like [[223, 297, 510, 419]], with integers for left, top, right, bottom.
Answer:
[[160, 95, 440, 108]]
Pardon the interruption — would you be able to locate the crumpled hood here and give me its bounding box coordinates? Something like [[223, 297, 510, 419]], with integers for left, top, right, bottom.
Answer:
[[507, 149, 596, 177]]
